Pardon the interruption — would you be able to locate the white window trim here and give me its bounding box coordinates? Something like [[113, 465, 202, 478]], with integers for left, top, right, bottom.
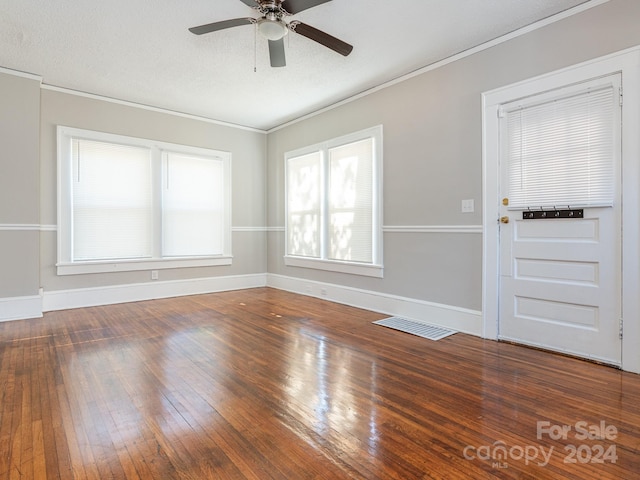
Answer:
[[284, 125, 384, 278], [57, 126, 232, 275]]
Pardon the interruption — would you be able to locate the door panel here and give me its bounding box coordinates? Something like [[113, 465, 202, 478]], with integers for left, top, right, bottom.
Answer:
[[500, 208, 620, 364]]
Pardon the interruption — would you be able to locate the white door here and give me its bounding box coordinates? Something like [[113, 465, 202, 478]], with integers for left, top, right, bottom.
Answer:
[[498, 75, 622, 366]]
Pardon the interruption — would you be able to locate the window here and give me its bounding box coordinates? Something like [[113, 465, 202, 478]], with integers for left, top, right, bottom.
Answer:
[[71, 139, 153, 261], [285, 125, 383, 277], [162, 152, 225, 257], [503, 78, 618, 209], [57, 126, 231, 275]]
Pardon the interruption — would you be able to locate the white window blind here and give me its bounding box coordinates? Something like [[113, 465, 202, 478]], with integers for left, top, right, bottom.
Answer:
[[162, 153, 224, 257], [328, 138, 373, 263], [506, 85, 615, 209], [287, 151, 322, 258], [72, 139, 153, 261]]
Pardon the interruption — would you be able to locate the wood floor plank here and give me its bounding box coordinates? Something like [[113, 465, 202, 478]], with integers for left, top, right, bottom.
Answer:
[[1, 287, 639, 479]]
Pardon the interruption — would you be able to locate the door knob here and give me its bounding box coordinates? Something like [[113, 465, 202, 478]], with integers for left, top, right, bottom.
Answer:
[[500, 216, 510, 224]]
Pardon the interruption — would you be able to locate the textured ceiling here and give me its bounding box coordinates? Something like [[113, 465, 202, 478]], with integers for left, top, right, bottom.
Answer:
[[0, 0, 594, 130]]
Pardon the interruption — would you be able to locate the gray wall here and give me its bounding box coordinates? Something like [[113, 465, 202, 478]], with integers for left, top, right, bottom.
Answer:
[[0, 72, 40, 298], [2, 0, 640, 316], [265, 0, 640, 312]]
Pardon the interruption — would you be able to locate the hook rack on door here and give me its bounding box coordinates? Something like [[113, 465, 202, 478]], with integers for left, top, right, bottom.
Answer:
[[522, 208, 584, 220]]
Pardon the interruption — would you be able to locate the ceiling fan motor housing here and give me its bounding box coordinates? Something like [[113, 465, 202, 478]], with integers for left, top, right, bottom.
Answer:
[[258, 16, 288, 40]]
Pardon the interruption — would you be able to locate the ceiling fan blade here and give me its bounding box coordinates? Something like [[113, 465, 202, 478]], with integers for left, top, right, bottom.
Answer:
[[189, 18, 254, 35], [291, 22, 353, 56], [237, 0, 259, 7], [282, 0, 332, 15], [268, 39, 286, 67]]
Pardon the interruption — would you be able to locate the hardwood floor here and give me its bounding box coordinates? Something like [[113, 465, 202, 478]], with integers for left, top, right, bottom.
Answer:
[[0, 287, 638, 479]]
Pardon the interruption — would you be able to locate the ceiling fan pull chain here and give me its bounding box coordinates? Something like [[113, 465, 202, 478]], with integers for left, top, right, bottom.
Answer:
[[254, 23, 258, 72]]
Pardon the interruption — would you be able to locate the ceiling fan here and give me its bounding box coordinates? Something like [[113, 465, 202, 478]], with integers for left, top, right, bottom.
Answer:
[[189, 0, 353, 67]]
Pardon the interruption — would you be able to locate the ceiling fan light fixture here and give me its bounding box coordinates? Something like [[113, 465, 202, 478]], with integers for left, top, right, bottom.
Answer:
[[258, 18, 287, 41]]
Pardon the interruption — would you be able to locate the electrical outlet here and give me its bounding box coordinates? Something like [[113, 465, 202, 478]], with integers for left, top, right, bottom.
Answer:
[[151, 270, 159, 280]]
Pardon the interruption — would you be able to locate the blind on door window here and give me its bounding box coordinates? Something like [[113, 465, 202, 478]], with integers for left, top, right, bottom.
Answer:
[[506, 85, 615, 209], [72, 139, 153, 261], [287, 152, 322, 258], [328, 138, 373, 263], [162, 153, 224, 257]]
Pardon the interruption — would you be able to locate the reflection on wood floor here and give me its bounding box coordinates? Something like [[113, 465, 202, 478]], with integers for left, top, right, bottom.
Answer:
[[0, 287, 638, 479]]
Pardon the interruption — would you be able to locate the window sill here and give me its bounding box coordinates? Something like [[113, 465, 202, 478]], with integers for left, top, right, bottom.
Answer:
[[57, 256, 233, 275], [284, 256, 383, 278]]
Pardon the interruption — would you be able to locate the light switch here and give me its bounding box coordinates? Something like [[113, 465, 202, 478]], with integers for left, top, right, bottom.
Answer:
[[461, 199, 475, 213]]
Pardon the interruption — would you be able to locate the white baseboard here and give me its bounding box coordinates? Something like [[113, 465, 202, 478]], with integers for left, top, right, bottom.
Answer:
[[43, 273, 268, 312], [0, 294, 43, 322], [4, 274, 482, 338], [266, 274, 482, 336]]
